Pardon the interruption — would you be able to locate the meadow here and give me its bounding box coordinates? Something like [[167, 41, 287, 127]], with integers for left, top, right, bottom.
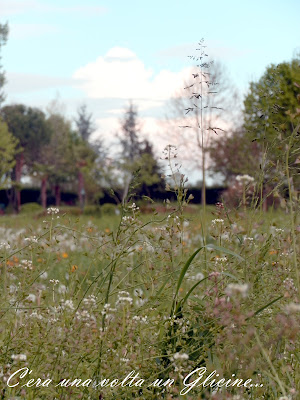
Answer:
[[0, 186, 299, 400]]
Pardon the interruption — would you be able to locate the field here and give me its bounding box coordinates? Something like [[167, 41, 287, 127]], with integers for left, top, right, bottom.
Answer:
[[0, 201, 299, 400]]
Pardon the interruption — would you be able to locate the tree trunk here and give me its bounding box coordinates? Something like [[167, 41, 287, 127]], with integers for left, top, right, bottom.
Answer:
[[41, 177, 47, 209], [55, 185, 61, 207], [14, 153, 24, 213], [78, 170, 85, 211]]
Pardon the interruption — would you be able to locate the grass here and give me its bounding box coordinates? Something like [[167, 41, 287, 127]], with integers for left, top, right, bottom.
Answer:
[[0, 199, 299, 400]]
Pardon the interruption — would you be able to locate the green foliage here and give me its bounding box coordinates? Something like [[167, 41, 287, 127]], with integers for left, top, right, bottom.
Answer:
[[0, 104, 51, 165], [20, 202, 43, 214], [83, 204, 102, 216], [0, 119, 19, 188], [244, 58, 300, 142], [0, 22, 8, 105], [100, 202, 118, 216]]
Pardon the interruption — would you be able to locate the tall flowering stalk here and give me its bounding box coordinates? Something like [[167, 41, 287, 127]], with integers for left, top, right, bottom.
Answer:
[[180, 39, 225, 239]]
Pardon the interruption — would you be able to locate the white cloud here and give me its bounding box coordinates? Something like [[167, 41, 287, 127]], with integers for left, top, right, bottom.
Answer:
[[0, 0, 38, 16], [9, 23, 60, 39], [73, 47, 192, 104], [5, 72, 73, 94]]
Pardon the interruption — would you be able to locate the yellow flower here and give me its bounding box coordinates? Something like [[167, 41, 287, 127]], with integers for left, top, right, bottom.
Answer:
[[269, 250, 277, 255], [62, 252, 68, 259], [105, 228, 110, 234]]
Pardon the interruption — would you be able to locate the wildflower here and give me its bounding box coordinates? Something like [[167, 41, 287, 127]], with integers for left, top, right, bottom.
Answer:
[[20, 260, 33, 270], [171, 352, 189, 361], [58, 284, 67, 294], [285, 303, 300, 313], [11, 354, 27, 361], [50, 279, 59, 285], [283, 278, 297, 292], [60, 299, 75, 311], [236, 174, 254, 184], [47, 207, 59, 215], [192, 272, 204, 281], [24, 236, 38, 244], [211, 219, 224, 226], [215, 256, 228, 264], [243, 236, 254, 243], [225, 283, 249, 298], [70, 265, 78, 273], [40, 272, 48, 279], [116, 296, 133, 306], [26, 294, 36, 302], [0, 242, 11, 250], [29, 311, 43, 320], [62, 252, 68, 259]]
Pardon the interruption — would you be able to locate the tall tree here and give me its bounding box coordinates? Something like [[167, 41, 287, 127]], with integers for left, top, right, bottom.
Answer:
[[44, 113, 75, 206], [74, 104, 96, 209], [0, 22, 8, 106], [118, 102, 144, 202], [0, 104, 51, 212], [75, 104, 95, 142]]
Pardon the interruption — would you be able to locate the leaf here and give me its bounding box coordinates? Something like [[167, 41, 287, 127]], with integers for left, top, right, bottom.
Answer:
[[171, 246, 204, 315], [206, 243, 244, 261]]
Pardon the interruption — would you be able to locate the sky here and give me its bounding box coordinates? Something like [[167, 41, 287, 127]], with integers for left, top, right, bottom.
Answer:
[[1, 0, 299, 183]]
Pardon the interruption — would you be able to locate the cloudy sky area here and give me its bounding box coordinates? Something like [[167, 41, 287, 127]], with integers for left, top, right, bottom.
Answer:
[[1, 0, 299, 182]]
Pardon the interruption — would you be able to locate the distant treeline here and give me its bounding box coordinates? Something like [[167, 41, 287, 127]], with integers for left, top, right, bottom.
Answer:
[[0, 186, 226, 209]]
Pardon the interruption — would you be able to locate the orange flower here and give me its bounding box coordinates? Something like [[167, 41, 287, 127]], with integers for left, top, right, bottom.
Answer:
[[62, 252, 68, 259], [269, 250, 277, 255], [13, 256, 19, 263], [105, 228, 110, 234], [6, 260, 14, 266], [71, 265, 78, 273]]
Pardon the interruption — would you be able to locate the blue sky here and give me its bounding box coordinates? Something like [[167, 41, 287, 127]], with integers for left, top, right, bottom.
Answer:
[[1, 0, 299, 181]]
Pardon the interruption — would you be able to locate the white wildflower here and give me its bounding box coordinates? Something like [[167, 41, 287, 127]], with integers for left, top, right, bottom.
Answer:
[[26, 294, 36, 302], [47, 207, 59, 215], [24, 236, 38, 244], [50, 279, 59, 285], [0, 242, 11, 250], [11, 354, 27, 361], [211, 219, 224, 226], [285, 303, 300, 313], [171, 352, 189, 361], [236, 174, 254, 184], [225, 283, 249, 298]]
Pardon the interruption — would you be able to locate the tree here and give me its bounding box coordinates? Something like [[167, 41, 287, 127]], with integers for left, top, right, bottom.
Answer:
[[75, 104, 95, 142], [243, 58, 300, 195], [117, 102, 164, 203], [74, 104, 97, 209], [208, 127, 260, 182], [44, 113, 75, 206], [118, 102, 144, 202], [0, 104, 51, 212], [0, 119, 19, 189], [244, 58, 300, 143], [137, 139, 165, 198], [0, 22, 8, 106]]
